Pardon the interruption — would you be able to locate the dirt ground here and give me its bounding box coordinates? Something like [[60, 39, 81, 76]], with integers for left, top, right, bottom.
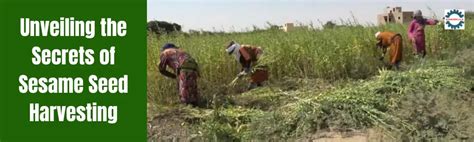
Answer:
[[147, 109, 193, 142], [147, 108, 385, 142], [148, 116, 382, 142], [298, 129, 387, 142]]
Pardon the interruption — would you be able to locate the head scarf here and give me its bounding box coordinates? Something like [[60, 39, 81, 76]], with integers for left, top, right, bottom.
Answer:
[[161, 43, 177, 52], [226, 41, 241, 61], [375, 31, 381, 38], [414, 10, 422, 18]]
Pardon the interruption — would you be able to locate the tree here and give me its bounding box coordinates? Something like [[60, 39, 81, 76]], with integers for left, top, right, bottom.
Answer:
[[266, 22, 281, 30], [323, 21, 337, 29], [147, 21, 182, 35]]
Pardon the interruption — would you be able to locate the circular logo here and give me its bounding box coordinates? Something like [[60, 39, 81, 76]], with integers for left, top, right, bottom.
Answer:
[[445, 9, 465, 30]]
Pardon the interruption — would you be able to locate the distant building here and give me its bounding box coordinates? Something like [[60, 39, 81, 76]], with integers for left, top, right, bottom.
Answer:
[[282, 23, 294, 32], [377, 6, 414, 25], [280, 23, 310, 32]]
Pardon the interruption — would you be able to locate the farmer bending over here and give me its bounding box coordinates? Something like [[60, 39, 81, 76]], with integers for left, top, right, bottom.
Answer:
[[226, 41, 269, 90], [159, 43, 200, 106], [375, 31, 403, 70]]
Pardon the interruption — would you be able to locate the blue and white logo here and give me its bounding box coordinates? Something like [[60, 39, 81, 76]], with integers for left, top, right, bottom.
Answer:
[[444, 9, 465, 30]]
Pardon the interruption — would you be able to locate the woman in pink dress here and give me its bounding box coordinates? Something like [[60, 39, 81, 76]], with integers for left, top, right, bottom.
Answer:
[[407, 10, 439, 58], [159, 43, 200, 106]]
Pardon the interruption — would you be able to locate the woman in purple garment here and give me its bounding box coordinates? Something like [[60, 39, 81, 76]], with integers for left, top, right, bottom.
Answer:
[[407, 10, 439, 58], [159, 43, 200, 106]]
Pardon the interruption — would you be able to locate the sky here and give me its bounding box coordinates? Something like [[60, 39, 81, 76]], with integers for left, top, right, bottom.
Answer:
[[148, 0, 473, 32]]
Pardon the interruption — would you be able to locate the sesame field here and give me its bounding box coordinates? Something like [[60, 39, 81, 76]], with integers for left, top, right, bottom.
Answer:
[[147, 20, 474, 141]]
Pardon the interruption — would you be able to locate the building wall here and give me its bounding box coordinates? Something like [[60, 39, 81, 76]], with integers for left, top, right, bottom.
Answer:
[[377, 14, 387, 25], [393, 12, 403, 24], [283, 23, 294, 32], [378, 7, 413, 25], [402, 12, 414, 23], [385, 7, 402, 14], [281, 23, 311, 32]]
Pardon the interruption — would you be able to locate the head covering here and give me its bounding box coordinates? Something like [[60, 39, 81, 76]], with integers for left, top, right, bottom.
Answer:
[[414, 10, 422, 17], [256, 47, 263, 54], [225, 41, 241, 61], [255, 46, 264, 59], [227, 41, 235, 49], [375, 31, 381, 38], [161, 43, 177, 52]]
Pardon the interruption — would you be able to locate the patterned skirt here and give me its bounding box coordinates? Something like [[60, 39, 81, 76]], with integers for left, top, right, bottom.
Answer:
[[178, 70, 199, 105]]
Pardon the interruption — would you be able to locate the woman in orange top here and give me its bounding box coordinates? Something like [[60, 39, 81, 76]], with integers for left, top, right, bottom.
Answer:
[[226, 41, 268, 90], [375, 31, 403, 69]]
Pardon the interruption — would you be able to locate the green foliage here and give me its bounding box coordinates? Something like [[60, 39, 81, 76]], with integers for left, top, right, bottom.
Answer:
[[148, 20, 474, 141], [465, 11, 474, 20], [392, 90, 474, 141], [194, 106, 265, 141], [246, 61, 471, 138]]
